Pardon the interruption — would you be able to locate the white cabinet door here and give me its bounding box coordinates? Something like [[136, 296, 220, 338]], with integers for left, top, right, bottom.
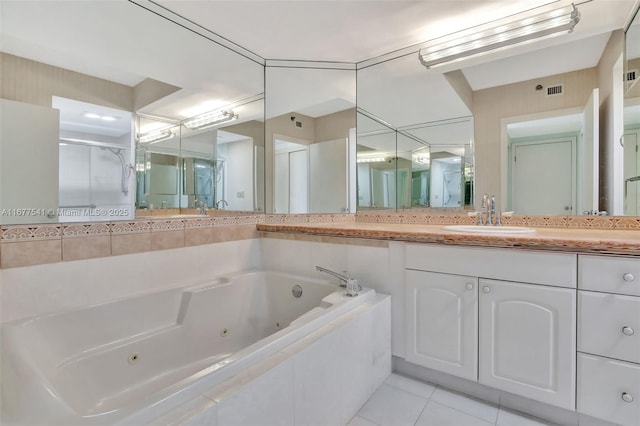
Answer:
[[405, 270, 478, 381], [478, 279, 576, 410]]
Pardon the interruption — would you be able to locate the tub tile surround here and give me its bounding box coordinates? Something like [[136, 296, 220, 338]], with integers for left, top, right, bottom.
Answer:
[[0, 214, 355, 269]]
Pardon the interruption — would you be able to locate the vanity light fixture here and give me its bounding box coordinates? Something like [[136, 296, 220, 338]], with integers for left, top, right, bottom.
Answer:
[[183, 109, 238, 130], [418, 3, 580, 69], [139, 129, 174, 144]]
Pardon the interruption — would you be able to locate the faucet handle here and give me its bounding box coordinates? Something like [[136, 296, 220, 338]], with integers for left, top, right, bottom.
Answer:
[[467, 211, 485, 226], [345, 278, 359, 297]]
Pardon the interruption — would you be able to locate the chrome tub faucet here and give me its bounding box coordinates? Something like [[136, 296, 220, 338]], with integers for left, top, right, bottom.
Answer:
[[315, 266, 360, 297]]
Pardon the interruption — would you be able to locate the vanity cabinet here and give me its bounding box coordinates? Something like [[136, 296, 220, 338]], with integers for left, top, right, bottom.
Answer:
[[404, 244, 576, 411], [577, 255, 640, 426]]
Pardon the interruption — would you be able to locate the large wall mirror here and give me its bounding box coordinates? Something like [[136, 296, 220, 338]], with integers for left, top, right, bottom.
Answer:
[[265, 65, 356, 214], [0, 0, 264, 224], [624, 4, 640, 215], [356, 0, 637, 216], [357, 53, 474, 211]]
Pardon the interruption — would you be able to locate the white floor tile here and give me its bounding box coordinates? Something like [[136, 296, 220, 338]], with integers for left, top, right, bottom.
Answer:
[[416, 401, 495, 426], [357, 383, 428, 426], [430, 387, 499, 423], [497, 408, 554, 426], [384, 373, 436, 399], [347, 415, 380, 426]]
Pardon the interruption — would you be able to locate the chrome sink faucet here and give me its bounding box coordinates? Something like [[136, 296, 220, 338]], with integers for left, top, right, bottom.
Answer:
[[315, 266, 360, 297], [194, 199, 207, 215], [480, 194, 501, 226]]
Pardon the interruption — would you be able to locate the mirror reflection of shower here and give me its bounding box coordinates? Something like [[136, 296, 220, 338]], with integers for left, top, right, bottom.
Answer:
[[430, 152, 463, 208], [54, 97, 134, 222]]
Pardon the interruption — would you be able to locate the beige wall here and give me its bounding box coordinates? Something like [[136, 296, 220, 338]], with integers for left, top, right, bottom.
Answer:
[[445, 70, 474, 112], [472, 67, 598, 207], [627, 58, 640, 98], [1, 53, 133, 111], [316, 108, 356, 142], [133, 78, 181, 111]]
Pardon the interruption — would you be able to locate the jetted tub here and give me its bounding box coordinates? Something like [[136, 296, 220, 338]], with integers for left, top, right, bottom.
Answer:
[[1, 270, 375, 425]]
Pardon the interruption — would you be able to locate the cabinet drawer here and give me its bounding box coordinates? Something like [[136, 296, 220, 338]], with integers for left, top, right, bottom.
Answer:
[[406, 244, 576, 288], [579, 255, 640, 296], [578, 291, 640, 363], [578, 353, 640, 426]]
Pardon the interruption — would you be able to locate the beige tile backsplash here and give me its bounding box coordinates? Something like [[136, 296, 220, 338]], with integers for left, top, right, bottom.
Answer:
[[0, 212, 636, 269]]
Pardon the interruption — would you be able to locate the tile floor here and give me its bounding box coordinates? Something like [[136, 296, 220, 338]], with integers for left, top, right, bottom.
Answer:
[[348, 373, 554, 426]]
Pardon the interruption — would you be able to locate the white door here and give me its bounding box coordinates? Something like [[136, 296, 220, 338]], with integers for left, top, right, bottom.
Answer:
[[288, 149, 308, 213], [511, 138, 576, 215], [405, 270, 478, 381], [310, 139, 348, 213], [0, 99, 60, 224], [478, 279, 576, 410]]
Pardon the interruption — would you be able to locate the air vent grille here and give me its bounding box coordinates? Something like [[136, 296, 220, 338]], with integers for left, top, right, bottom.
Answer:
[[546, 84, 564, 96], [626, 69, 638, 82]]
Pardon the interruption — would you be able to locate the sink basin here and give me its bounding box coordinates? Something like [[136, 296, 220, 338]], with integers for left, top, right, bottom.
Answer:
[[443, 225, 536, 235]]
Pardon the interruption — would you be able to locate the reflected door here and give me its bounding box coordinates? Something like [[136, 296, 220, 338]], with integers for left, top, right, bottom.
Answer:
[[274, 148, 309, 214], [624, 130, 640, 215], [309, 139, 348, 213], [511, 138, 576, 215]]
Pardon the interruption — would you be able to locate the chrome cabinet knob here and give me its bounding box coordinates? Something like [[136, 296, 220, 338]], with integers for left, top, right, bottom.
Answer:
[[623, 273, 635, 282], [622, 326, 635, 336], [622, 392, 634, 403], [466, 283, 474, 290], [482, 286, 491, 294]]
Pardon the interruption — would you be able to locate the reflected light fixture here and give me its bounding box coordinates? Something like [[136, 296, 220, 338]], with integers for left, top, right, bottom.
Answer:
[[419, 3, 580, 69], [183, 109, 238, 130], [139, 129, 174, 144], [357, 156, 387, 163]]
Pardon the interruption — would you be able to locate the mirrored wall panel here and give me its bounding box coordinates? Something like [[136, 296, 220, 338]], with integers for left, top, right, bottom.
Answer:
[[356, 113, 397, 210], [356, 26, 637, 215], [357, 53, 474, 212], [0, 0, 265, 224], [265, 66, 356, 214], [624, 5, 640, 215]]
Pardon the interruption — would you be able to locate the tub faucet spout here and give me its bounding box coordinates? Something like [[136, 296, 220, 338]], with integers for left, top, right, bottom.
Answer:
[[315, 266, 359, 297]]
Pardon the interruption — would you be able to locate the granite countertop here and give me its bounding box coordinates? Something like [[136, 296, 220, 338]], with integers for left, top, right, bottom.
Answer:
[[257, 222, 640, 256]]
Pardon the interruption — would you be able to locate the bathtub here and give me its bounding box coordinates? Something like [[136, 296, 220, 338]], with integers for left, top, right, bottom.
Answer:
[[1, 270, 376, 425]]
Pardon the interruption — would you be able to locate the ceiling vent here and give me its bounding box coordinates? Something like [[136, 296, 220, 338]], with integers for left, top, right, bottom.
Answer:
[[626, 69, 638, 83], [546, 84, 564, 96]]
